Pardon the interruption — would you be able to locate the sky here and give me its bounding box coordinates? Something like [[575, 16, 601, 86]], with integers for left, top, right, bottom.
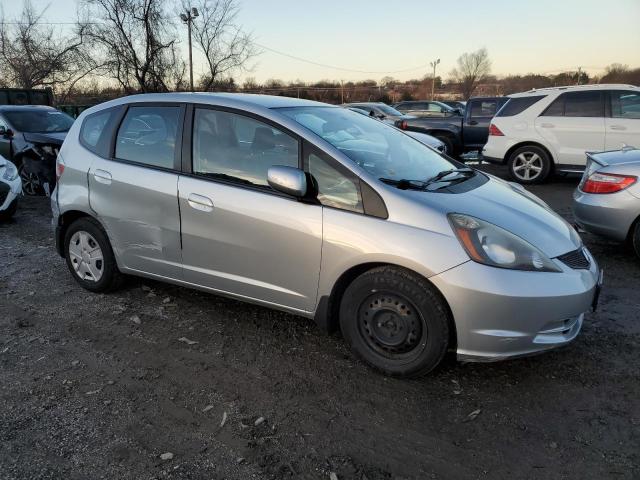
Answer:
[[2, 0, 639, 84]]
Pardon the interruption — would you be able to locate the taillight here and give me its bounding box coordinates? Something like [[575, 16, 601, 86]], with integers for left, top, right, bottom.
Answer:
[[581, 172, 637, 194], [488, 123, 504, 136], [399, 120, 408, 130], [56, 157, 65, 181]]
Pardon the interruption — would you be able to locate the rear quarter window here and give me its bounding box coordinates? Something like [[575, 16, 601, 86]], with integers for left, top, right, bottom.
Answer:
[[496, 95, 546, 117], [80, 108, 119, 157]]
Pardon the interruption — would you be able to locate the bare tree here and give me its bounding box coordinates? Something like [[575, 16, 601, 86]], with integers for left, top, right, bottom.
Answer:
[[185, 0, 257, 91], [449, 48, 492, 100], [0, 1, 94, 94], [80, 0, 185, 93]]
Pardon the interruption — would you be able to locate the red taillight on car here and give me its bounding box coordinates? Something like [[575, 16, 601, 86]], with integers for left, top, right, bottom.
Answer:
[[488, 123, 504, 136], [581, 172, 637, 194], [399, 120, 408, 130], [56, 158, 65, 181]]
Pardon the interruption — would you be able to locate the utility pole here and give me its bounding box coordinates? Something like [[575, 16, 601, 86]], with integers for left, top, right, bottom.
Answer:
[[576, 66, 582, 85], [341, 80, 344, 104], [180, 7, 200, 92], [429, 58, 440, 100]]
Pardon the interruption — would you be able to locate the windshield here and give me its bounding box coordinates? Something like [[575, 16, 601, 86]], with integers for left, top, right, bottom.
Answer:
[[279, 106, 455, 182], [4, 110, 74, 133], [375, 104, 404, 116]]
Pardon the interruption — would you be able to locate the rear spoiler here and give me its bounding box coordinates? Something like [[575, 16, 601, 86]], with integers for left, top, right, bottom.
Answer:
[[586, 145, 638, 167]]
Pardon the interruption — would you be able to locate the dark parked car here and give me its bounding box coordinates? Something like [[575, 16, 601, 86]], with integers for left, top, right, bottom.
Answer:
[[442, 100, 467, 112], [395, 97, 510, 156], [392, 100, 459, 118], [342, 102, 412, 124], [0, 105, 74, 195]]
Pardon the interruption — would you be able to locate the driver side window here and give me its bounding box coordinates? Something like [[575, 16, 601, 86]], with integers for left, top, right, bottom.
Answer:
[[305, 146, 363, 213]]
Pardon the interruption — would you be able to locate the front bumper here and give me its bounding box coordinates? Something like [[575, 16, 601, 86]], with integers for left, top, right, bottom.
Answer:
[[430, 252, 600, 362], [573, 189, 639, 242], [0, 175, 22, 212]]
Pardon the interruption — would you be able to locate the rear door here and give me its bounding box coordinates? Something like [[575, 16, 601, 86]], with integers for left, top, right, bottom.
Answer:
[[605, 90, 640, 150], [463, 99, 499, 148], [178, 106, 322, 312], [87, 103, 184, 279], [535, 91, 605, 166]]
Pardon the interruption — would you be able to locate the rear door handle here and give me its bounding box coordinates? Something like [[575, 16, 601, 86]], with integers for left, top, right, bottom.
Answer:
[[93, 169, 112, 185], [187, 193, 214, 212], [540, 123, 555, 128], [609, 125, 627, 131]]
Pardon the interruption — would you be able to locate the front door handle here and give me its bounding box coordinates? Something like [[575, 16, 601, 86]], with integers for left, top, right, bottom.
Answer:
[[187, 193, 214, 212], [93, 169, 112, 185], [540, 123, 555, 128], [468, 120, 479, 125], [609, 125, 627, 131]]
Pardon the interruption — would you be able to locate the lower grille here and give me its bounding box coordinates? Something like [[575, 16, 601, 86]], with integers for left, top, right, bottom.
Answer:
[[557, 248, 590, 270]]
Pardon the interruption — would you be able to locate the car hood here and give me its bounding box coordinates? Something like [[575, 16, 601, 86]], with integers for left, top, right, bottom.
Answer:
[[404, 173, 581, 258], [22, 131, 67, 145]]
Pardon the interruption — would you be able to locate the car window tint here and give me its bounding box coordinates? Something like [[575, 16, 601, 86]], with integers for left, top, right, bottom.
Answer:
[[542, 95, 565, 116], [470, 100, 498, 117], [496, 96, 546, 117], [307, 150, 363, 213], [564, 91, 602, 117], [193, 108, 299, 188], [427, 103, 443, 112], [115, 106, 180, 169], [81, 109, 115, 153], [611, 90, 640, 119]]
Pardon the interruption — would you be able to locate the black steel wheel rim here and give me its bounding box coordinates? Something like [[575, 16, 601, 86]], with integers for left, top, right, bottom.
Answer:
[[19, 166, 44, 196], [357, 292, 426, 360]]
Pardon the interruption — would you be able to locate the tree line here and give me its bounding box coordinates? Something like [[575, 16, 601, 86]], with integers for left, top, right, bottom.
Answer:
[[1, 1, 638, 105]]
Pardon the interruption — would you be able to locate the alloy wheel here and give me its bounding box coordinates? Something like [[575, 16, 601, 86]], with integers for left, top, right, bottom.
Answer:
[[19, 166, 45, 196], [512, 152, 543, 181]]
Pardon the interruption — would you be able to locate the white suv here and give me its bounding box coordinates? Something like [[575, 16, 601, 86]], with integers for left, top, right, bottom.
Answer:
[[482, 84, 640, 183]]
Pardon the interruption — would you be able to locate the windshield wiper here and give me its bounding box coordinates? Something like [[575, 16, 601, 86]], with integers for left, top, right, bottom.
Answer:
[[379, 178, 431, 190], [426, 168, 475, 184]]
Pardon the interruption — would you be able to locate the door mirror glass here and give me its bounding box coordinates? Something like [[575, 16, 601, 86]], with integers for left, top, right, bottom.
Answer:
[[267, 165, 307, 197]]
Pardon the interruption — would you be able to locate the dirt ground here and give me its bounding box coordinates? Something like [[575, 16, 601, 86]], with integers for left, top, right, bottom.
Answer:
[[1, 165, 639, 480]]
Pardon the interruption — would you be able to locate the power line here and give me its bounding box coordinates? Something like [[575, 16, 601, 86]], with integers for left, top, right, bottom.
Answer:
[[254, 42, 432, 75]]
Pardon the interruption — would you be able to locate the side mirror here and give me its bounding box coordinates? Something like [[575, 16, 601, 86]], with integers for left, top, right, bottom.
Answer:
[[0, 126, 5, 135], [267, 165, 307, 197]]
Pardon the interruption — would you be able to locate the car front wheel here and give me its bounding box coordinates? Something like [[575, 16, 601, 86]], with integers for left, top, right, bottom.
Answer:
[[339, 266, 450, 377], [508, 145, 552, 184]]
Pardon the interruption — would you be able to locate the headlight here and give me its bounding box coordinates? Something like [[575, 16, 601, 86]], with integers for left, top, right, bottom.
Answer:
[[448, 213, 562, 272], [1, 162, 18, 181]]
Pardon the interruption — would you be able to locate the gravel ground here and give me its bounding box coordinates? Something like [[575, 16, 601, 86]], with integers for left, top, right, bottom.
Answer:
[[1, 165, 639, 480]]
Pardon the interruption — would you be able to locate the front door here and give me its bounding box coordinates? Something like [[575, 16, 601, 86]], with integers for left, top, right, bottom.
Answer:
[[88, 104, 184, 279], [605, 90, 640, 150], [464, 98, 499, 148], [535, 91, 605, 166], [178, 107, 322, 312]]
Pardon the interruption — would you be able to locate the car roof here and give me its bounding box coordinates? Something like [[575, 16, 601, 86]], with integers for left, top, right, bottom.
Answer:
[[0, 105, 58, 112], [510, 84, 640, 98], [97, 92, 329, 110]]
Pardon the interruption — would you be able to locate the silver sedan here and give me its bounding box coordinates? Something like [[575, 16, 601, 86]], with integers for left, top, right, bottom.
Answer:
[[573, 147, 640, 258]]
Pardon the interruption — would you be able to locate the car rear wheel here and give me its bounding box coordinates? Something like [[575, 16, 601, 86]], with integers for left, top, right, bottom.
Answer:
[[508, 145, 551, 184], [339, 266, 450, 377], [64, 217, 123, 292]]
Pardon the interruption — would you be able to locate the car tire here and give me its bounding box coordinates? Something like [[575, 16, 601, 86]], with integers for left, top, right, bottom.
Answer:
[[339, 266, 450, 377], [507, 145, 552, 184], [632, 221, 640, 260], [18, 164, 46, 196], [432, 134, 455, 157], [64, 217, 123, 292], [0, 199, 18, 220]]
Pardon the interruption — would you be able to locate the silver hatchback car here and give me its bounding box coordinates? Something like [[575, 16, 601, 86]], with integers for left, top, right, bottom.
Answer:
[[52, 93, 602, 377]]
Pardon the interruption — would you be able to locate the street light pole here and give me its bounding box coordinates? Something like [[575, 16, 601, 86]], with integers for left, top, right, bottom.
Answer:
[[180, 7, 199, 92], [429, 58, 440, 101]]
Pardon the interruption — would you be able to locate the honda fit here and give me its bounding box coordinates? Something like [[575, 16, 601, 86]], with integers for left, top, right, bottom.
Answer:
[[52, 93, 602, 377]]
